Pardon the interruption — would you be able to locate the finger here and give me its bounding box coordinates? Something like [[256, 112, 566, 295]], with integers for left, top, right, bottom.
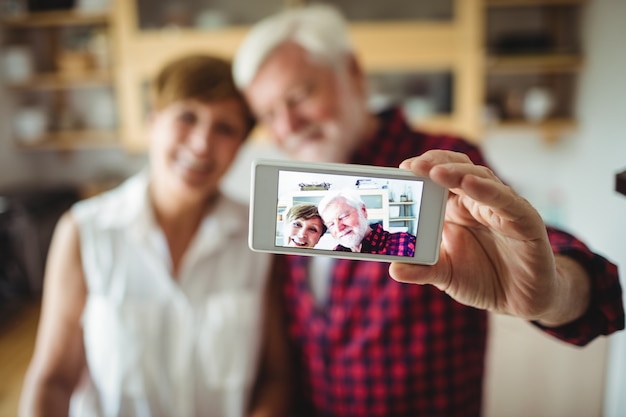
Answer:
[[402, 152, 543, 230], [428, 162, 544, 232], [388, 260, 450, 290], [400, 150, 472, 176], [429, 162, 498, 188], [462, 175, 545, 233], [427, 162, 516, 207]]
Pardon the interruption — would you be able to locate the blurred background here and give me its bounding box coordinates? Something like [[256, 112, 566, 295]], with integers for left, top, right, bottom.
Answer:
[[0, 0, 624, 416]]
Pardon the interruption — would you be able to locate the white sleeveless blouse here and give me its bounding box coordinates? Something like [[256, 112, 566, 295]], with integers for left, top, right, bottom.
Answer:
[[69, 172, 271, 417]]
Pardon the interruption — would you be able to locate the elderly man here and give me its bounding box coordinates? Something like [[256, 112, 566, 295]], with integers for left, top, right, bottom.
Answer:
[[233, 4, 624, 416], [318, 188, 415, 256]]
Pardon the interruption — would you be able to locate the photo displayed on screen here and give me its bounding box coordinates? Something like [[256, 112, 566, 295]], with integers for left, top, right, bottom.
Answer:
[[276, 170, 424, 258]]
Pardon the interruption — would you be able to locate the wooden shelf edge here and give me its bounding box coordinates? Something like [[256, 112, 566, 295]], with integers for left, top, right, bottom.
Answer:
[[14, 130, 120, 151], [486, 118, 577, 142], [486, 54, 583, 73], [0, 9, 110, 27], [486, 0, 588, 7], [488, 118, 576, 127], [5, 71, 113, 90]]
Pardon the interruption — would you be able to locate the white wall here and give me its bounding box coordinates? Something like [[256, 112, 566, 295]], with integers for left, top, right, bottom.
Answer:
[[481, 0, 626, 416]]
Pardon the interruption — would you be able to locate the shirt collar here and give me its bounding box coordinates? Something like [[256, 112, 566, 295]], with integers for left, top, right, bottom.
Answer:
[[110, 169, 247, 249], [361, 223, 387, 253]]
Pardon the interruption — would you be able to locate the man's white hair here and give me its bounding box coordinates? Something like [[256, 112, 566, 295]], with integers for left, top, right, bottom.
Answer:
[[318, 188, 365, 218], [233, 4, 354, 90]]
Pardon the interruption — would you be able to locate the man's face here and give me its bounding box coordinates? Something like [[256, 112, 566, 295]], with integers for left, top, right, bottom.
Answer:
[[320, 198, 369, 249], [244, 42, 368, 163]]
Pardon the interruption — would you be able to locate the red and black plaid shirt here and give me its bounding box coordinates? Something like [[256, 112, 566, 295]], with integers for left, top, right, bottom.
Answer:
[[333, 223, 416, 256], [278, 107, 624, 417]]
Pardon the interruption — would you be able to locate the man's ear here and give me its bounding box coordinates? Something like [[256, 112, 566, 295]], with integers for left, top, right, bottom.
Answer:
[[346, 54, 367, 96], [361, 204, 368, 219]]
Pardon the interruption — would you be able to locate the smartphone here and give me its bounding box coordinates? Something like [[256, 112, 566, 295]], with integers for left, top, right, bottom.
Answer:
[[249, 159, 447, 265]]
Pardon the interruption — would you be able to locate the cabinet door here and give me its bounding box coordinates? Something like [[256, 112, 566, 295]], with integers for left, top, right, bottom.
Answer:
[[483, 0, 585, 141], [1, 10, 118, 150]]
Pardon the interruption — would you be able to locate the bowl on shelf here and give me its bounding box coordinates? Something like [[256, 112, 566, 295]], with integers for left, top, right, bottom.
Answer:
[[56, 51, 95, 76], [14, 106, 48, 145]]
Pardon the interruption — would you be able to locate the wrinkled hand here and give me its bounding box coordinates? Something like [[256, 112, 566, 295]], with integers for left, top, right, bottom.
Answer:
[[390, 150, 575, 323]]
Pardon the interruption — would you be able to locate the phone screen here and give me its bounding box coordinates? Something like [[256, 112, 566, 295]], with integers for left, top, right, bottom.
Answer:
[[276, 169, 424, 258]]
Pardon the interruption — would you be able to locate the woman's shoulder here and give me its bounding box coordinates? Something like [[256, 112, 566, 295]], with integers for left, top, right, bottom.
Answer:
[[72, 172, 148, 227]]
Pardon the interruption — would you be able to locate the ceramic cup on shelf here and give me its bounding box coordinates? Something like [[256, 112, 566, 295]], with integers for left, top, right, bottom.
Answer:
[[523, 87, 554, 122], [14, 106, 48, 145], [84, 89, 117, 129], [403, 97, 434, 123], [195, 9, 230, 30], [1, 46, 34, 82]]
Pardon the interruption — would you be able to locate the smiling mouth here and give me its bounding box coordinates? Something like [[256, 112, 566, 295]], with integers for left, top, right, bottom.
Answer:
[[290, 238, 309, 247], [178, 155, 213, 174]]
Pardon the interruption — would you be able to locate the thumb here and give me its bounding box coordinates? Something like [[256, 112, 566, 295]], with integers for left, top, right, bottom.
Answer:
[[389, 260, 450, 291]]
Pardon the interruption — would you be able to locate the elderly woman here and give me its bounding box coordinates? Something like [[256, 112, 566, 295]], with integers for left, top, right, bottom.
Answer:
[[282, 203, 326, 248], [19, 54, 291, 417]]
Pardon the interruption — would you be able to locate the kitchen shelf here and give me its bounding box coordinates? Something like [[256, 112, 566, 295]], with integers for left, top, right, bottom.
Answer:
[[1, 8, 118, 151], [113, 0, 484, 148], [484, 0, 585, 142], [15, 129, 119, 151]]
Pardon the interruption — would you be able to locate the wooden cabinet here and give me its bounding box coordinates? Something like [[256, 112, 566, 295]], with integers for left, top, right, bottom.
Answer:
[[112, 0, 485, 151], [0, 7, 119, 150], [483, 0, 587, 141], [2, 0, 586, 151]]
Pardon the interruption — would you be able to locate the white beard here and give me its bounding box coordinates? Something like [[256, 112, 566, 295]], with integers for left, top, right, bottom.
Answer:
[[336, 214, 368, 249]]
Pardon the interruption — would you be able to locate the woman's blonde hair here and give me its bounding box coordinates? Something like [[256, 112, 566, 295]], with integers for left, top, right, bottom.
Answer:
[[152, 54, 256, 135]]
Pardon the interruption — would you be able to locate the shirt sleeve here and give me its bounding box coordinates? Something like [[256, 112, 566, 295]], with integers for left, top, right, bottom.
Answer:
[[532, 226, 624, 346]]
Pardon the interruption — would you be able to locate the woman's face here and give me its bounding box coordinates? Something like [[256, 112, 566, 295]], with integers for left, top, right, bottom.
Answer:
[[284, 217, 325, 248], [148, 97, 248, 203]]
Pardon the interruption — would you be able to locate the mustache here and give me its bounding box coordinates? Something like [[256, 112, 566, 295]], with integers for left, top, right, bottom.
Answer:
[[283, 125, 320, 147]]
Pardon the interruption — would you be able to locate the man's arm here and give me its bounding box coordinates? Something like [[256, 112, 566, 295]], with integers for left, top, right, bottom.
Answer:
[[389, 150, 623, 344]]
